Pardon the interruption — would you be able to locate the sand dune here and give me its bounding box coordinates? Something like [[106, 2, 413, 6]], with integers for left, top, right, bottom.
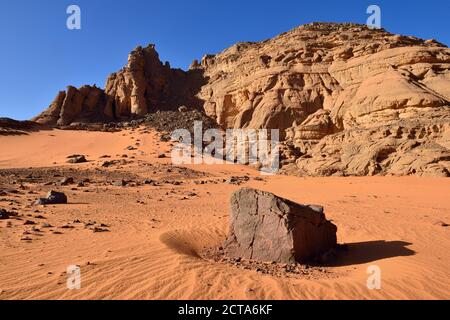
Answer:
[[0, 128, 449, 300]]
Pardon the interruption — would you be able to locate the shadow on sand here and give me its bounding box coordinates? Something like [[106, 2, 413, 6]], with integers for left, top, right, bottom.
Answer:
[[327, 240, 415, 267]]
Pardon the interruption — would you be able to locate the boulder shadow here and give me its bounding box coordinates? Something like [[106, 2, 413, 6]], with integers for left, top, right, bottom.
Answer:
[[327, 240, 415, 267]]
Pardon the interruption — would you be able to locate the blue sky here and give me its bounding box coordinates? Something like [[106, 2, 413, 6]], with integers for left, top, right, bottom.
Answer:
[[0, 0, 449, 120]]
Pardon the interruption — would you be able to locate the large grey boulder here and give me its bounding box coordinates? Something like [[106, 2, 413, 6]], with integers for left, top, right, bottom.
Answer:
[[224, 188, 337, 264]]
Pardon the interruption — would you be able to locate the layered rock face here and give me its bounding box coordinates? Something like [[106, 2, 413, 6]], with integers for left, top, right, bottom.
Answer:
[[224, 188, 337, 264], [33, 45, 205, 125], [195, 23, 450, 176], [33, 85, 107, 126], [104, 45, 205, 119], [284, 111, 450, 177]]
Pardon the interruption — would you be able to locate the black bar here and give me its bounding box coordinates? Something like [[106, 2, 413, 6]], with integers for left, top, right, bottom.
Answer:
[[0, 300, 447, 318]]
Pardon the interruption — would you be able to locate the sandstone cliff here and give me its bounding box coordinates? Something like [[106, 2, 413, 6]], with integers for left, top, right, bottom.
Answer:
[[33, 45, 205, 125], [195, 23, 450, 177], [32, 23, 450, 176]]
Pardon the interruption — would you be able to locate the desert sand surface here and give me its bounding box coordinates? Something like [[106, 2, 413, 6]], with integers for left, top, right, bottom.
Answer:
[[0, 128, 449, 300]]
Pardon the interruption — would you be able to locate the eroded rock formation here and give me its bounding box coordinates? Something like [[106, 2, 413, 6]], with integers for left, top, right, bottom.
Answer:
[[33, 22, 450, 176], [33, 45, 205, 125], [33, 85, 107, 126], [104, 45, 205, 119], [195, 23, 450, 176]]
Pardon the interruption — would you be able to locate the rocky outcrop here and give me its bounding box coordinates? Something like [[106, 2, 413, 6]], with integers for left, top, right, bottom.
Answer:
[[33, 85, 107, 126], [224, 188, 337, 264], [194, 22, 450, 176], [33, 45, 205, 125], [282, 110, 450, 177], [104, 45, 205, 119], [33, 22, 450, 176], [196, 23, 450, 132]]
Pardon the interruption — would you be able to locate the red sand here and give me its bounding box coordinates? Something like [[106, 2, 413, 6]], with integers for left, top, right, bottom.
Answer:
[[0, 128, 449, 299]]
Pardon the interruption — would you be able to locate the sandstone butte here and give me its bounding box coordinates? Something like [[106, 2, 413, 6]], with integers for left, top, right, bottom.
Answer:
[[32, 22, 450, 177]]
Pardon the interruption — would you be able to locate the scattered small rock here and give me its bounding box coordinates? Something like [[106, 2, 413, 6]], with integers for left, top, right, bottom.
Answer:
[[227, 176, 250, 185], [143, 179, 157, 186], [435, 220, 450, 227], [66, 155, 87, 164], [35, 190, 68, 205], [178, 105, 188, 112], [101, 160, 117, 168], [113, 180, 127, 187], [60, 177, 74, 186], [0, 209, 14, 220], [160, 134, 171, 142], [84, 221, 95, 227]]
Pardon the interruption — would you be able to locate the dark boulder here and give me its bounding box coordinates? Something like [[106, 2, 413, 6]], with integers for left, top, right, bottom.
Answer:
[[224, 188, 337, 264], [35, 190, 68, 205], [0, 209, 13, 220], [66, 155, 87, 164], [60, 177, 74, 186]]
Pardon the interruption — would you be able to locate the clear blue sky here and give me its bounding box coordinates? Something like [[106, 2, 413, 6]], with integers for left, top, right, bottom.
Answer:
[[0, 0, 449, 120]]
